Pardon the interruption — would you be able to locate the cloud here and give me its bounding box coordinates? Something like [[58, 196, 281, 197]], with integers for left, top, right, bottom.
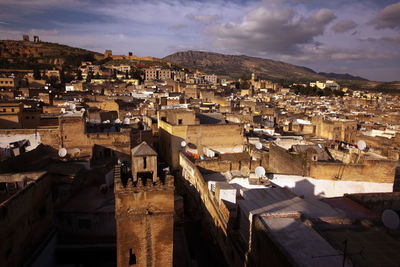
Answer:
[[370, 2, 400, 30], [185, 13, 221, 23], [361, 35, 400, 44], [206, 4, 336, 56], [331, 20, 358, 33]]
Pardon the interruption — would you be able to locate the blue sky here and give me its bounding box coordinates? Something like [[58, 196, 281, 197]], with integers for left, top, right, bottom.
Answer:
[[0, 0, 400, 81]]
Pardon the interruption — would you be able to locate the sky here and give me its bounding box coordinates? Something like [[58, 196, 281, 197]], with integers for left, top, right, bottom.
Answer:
[[0, 0, 400, 81]]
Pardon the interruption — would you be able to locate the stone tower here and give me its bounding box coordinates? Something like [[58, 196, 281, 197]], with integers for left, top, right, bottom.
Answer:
[[104, 49, 113, 58], [114, 141, 174, 267]]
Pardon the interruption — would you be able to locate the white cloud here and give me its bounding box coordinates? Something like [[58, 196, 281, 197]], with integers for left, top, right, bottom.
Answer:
[[206, 3, 336, 56]]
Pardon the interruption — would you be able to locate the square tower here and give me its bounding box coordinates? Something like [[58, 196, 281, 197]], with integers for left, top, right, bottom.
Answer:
[[114, 141, 174, 267], [131, 141, 158, 183]]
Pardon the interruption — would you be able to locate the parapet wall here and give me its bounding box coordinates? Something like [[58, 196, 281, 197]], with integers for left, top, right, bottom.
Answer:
[[345, 192, 400, 214], [309, 159, 397, 183]]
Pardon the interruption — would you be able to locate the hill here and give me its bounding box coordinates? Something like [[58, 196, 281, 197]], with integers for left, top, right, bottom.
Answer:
[[163, 50, 364, 82], [0, 40, 103, 69]]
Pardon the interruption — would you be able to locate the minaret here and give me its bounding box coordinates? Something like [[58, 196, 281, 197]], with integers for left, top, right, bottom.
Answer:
[[114, 142, 174, 267]]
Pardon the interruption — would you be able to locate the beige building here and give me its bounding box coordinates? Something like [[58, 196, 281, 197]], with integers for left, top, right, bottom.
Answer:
[[144, 68, 172, 81], [313, 116, 357, 143], [158, 109, 244, 169], [0, 102, 40, 129], [0, 77, 16, 88]]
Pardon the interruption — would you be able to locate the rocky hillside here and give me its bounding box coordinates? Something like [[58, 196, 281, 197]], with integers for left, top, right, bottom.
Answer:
[[0, 40, 103, 69], [163, 50, 366, 82]]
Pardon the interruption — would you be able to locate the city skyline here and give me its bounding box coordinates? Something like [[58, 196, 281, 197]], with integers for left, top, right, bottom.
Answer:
[[0, 0, 400, 81]]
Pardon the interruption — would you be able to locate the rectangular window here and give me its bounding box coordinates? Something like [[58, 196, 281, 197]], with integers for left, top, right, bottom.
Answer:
[[129, 248, 136, 265], [143, 157, 147, 169], [178, 119, 183, 125]]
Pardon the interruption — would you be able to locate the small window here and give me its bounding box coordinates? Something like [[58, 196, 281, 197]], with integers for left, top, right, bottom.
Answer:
[[31, 116, 34, 119], [178, 119, 183, 125], [11, 108, 14, 112], [26, 116, 29, 119], [2, 108, 6, 112], [129, 248, 136, 265], [143, 157, 147, 169]]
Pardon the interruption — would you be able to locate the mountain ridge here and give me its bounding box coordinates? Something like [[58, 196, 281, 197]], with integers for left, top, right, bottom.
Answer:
[[163, 50, 367, 82]]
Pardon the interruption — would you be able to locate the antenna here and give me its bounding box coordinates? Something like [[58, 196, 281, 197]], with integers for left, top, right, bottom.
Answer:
[[382, 209, 400, 230], [255, 166, 266, 178], [58, 148, 67, 158], [357, 140, 366, 151], [71, 148, 81, 158], [180, 141, 187, 147], [255, 142, 262, 150]]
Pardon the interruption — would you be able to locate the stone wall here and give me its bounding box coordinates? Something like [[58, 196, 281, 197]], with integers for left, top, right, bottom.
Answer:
[[0, 173, 53, 267], [268, 144, 307, 175], [309, 160, 397, 183], [179, 153, 245, 266]]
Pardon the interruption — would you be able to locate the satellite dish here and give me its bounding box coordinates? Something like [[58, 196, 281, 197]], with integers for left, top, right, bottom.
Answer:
[[357, 140, 366, 151], [382, 209, 400, 230], [80, 108, 85, 112], [255, 142, 262, 150], [181, 141, 187, 147], [69, 103, 76, 110], [71, 148, 81, 157], [115, 118, 121, 124], [255, 166, 266, 178], [58, 148, 67, 158], [123, 118, 130, 124], [60, 108, 66, 113]]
